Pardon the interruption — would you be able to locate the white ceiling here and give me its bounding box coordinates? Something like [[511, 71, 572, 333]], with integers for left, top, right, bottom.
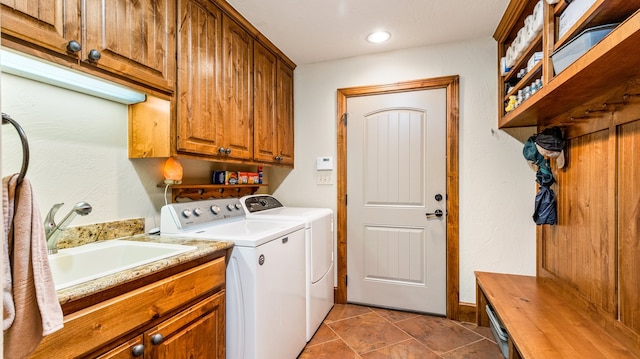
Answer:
[[226, 0, 511, 65]]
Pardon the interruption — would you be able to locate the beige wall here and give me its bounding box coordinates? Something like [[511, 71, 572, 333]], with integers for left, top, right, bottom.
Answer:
[[272, 37, 538, 303], [2, 36, 537, 305]]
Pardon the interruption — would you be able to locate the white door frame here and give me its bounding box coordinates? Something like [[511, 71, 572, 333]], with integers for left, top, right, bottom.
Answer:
[[336, 76, 461, 320]]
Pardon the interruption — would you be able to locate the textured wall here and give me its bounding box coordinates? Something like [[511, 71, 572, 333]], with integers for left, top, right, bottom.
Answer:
[[1, 37, 537, 304], [272, 37, 537, 303]]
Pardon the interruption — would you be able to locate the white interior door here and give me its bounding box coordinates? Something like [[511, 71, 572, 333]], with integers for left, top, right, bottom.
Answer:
[[346, 89, 447, 315]]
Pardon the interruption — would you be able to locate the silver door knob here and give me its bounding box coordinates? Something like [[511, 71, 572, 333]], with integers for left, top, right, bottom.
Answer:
[[150, 333, 164, 345], [87, 49, 101, 62], [131, 344, 144, 357]]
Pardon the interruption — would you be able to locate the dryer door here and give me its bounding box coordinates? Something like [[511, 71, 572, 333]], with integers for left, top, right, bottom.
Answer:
[[310, 213, 333, 282]]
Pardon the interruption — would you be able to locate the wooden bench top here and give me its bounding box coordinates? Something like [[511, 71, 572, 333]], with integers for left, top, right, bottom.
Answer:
[[475, 271, 638, 359]]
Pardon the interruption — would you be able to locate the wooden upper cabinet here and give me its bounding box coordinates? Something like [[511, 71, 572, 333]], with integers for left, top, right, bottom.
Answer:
[[0, 0, 81, 59], [176, 0, 223, 155], [253, 41, 278, 163], [276, 61, 295, 166], [83, 0, 176, 91], [220, 15, 253, 161], [254, 41, 295, 166], [0, 0, 175, 92]]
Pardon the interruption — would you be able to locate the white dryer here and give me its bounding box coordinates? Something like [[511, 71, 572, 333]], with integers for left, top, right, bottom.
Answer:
[[241, 195, 334, 341]]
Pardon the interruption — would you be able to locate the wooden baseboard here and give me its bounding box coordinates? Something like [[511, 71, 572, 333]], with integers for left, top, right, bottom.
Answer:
[[458, 302, 477, 323]]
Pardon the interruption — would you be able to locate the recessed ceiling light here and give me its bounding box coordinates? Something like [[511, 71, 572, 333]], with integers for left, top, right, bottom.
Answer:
[[367, 31, 391, 44]]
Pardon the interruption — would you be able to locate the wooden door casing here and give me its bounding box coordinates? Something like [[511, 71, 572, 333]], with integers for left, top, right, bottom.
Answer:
[[336, 76, 461, 319]]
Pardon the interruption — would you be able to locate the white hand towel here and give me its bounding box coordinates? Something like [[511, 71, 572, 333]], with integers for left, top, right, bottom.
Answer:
[[3, 174, 63, 359]]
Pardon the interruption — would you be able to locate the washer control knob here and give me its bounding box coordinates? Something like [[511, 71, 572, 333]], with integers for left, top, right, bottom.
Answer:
[[182, 209, 192, 218], [227, 204, 235, 211], [235, 203, 242, 210], [210, 205, 220, 214], [193, 208, 202, 216]]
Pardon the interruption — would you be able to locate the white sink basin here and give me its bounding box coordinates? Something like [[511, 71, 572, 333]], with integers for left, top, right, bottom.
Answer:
[[48, 240, 197, 290]]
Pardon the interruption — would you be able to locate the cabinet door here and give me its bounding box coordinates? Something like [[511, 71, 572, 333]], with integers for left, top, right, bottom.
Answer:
[[176, 0, 223, 155], [83, 0, 176, 91], [253, 41, 278, 163], [276, 61, 295, 166], [95, 336, 145, 359], [146, 291, 225, 359], [1, 0, 80, 58], [221, 15, 253, 160]]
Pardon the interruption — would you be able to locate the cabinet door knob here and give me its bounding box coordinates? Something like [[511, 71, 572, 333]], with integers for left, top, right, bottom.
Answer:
[[150, 333, 164, 345], [218, 147, 226, 154], [225, 148, 232, 155], [87, 49, 102, 62], [66, 40, 82, 54], [131, 344, 145, 357]]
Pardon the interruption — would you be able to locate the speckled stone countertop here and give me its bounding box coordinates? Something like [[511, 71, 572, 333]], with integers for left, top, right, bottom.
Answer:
[[56, 234, 234, 306]]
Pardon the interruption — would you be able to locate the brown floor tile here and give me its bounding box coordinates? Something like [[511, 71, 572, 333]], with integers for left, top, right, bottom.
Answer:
[[459, 322, 496, 342], [303, 304, 503, 359], [297, 339, 360, 359], [395, 315, 484, 354], [329, 312, 411, 354], [360, 338, 441, 359], [307, 323, 339, 346], [325, 303, 373, 322], [441, 339, 504, 359], [370, 307, 421, 323]]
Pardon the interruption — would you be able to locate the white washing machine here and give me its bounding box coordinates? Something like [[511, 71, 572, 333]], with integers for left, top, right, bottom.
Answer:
[[160, 198, 306, 359], [241, 194, 334, 341]]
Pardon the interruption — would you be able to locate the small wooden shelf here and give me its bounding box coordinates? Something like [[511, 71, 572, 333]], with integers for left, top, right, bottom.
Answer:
[[163, 184, 268, 202]]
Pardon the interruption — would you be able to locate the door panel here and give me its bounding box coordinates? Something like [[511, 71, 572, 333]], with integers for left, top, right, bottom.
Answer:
[[176, 0, 222, 154], [347, 89, 446, 315], [84, 0, 175, 90]]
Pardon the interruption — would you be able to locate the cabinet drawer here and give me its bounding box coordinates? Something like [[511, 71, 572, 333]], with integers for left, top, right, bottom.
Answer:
[[31, 257, 225, 358]]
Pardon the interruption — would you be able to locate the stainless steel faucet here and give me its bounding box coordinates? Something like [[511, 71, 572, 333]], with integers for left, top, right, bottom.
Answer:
[[44, 201, 92, 254]]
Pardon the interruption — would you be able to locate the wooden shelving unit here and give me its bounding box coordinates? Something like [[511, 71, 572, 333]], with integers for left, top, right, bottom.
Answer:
[[495, 0, 640, 128], [165, 184, 267, 202]]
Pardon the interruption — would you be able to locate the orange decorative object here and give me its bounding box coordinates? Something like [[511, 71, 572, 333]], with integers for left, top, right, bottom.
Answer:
[[163, 157, 183, 184]]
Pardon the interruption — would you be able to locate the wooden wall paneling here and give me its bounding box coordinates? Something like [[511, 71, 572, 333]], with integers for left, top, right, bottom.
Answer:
[[540, 129, 617, 316], [618, 118, 640, 333]]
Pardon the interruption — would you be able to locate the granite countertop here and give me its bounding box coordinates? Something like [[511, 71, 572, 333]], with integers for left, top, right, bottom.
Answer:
[[56, 234, 234, 305]]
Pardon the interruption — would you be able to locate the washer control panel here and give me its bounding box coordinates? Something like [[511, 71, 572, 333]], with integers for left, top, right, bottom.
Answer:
[[242, 195, 284, 213], [160, 198, 245, 233]]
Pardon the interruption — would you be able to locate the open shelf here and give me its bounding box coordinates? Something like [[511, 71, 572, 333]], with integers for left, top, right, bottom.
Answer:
[[164, 184, 268, 202], [498, 7, 640, 128]]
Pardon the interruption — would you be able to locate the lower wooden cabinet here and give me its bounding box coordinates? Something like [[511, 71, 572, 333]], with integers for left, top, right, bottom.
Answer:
[[97, 291, 225, 359], [30, 257, 226, 359], [145, 291, 224, 359]]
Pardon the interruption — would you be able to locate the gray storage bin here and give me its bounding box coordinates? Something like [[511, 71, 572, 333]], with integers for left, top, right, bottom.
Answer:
[[486, 304, 509, 358], [551, 23, 618, 74]]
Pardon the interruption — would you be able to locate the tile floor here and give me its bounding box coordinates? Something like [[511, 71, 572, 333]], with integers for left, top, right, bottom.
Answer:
[[298, 304, 504, 359]]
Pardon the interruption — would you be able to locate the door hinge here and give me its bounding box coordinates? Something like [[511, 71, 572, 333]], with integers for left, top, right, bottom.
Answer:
[[345, 194, 347, 205], [345, 275, 348, 287], [342, 112, 349, 125]]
